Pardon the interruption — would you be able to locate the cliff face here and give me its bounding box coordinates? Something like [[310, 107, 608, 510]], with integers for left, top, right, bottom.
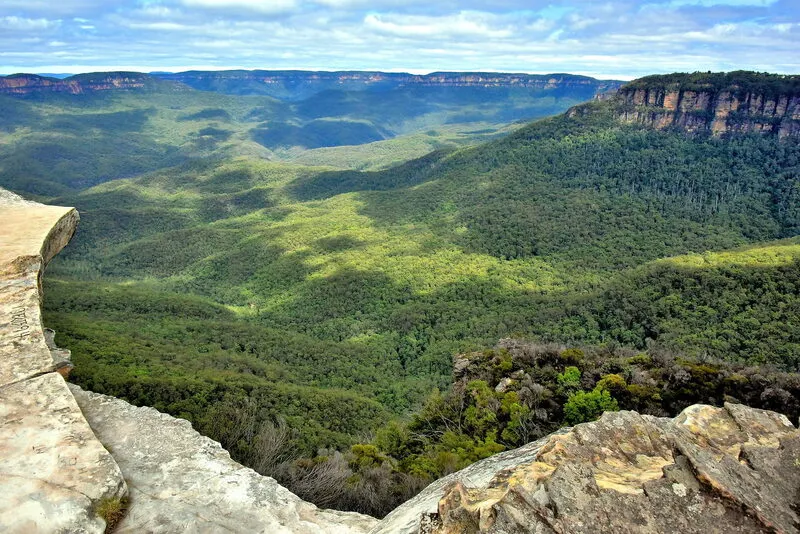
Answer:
[[0, 72, 186, 95], [613, 72, 800, 137]]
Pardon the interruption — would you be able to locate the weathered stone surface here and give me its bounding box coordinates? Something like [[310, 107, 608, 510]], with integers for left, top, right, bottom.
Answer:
[[0, 374, 127, 534], [417, 404, 800, 534], [370, 430, 568, 534], [614, 85, 800, 137], [1, 189, 79, 385], [70, 385, 379, 534], [1, 188, 127, 533]]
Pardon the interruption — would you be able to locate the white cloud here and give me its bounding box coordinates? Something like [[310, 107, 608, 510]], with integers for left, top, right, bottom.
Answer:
[[668, 0, 777, 6], [0, 16, 58, 30], [0, 0, 797, 79], [180, 0, 297, 14], [363, 12, 513, 39]]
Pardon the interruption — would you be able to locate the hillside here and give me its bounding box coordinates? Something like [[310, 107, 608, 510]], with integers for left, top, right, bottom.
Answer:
[[5, 189, 800, 532], [31, 72, 798, 480], [0, 70, 620, 197]]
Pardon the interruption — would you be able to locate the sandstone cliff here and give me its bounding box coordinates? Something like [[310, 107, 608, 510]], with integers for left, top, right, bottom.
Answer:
[[0, 72, 187, 95], [612, 71, 800, 137], [0, 189, 127, 533]]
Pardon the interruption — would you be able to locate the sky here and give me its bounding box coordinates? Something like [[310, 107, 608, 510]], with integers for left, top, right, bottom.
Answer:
[[0, 0, 798, 79]]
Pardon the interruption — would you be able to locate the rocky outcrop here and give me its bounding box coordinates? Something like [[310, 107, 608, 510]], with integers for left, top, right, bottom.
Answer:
[[389, 403, 800, 534], [612, 72, 800, 138], [0, 72, 186, 95], [0, 189, 128, 533], [370, 430, 569, 534]]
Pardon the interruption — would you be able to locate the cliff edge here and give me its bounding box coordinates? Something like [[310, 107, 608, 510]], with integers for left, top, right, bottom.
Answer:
[[612, 71, 800, 137], [0, 189, 127, 533]]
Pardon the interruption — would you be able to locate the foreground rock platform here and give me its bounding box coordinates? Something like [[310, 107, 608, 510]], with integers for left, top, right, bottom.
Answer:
[[70, 385, 378, 534], [391, 403, 800, 534], [0, 188, 128, 533]]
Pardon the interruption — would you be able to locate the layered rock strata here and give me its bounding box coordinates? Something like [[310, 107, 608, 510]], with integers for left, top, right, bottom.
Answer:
[[614, 73, 800, 137]]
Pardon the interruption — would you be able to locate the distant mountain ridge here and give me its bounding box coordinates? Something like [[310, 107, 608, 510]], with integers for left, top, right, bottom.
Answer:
[[150, 70, 623, 100], [0, 72, 187, 95], [0, 70, 623, 101]]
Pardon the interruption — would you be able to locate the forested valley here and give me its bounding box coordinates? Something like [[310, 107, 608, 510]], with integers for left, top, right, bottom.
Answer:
[[0, 71, 797, 516]]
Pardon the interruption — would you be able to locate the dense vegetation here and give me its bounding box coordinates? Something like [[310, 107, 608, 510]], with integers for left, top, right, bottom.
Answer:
[[200, 339, 800, 517], [41, 105, 800, 449], [625, 70, 800, 97], [1, 72, 601, 196], [2, 70, 795, 515]]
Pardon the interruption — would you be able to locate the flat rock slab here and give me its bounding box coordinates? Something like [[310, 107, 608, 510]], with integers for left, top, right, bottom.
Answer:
[[0, 373, 126, 533], [70, 385, 379, 534]]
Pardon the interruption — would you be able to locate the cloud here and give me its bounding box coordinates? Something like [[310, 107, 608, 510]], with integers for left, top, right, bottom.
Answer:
[[669, 0, 777, 6], [363, 12, 513, 39], [180, 0, 298, 14], [0, 16, 58, 30], [0, 0, 797, 78]]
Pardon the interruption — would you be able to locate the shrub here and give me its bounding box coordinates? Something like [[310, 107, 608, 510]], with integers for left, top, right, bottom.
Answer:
[[563, 389, 619, 425], [95, 496, 129, 533], [560, 348, 585, 365]]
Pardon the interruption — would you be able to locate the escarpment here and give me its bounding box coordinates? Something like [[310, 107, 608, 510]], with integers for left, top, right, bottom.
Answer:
[[612, 71, 800, 137], [0, 72, 187, 95]]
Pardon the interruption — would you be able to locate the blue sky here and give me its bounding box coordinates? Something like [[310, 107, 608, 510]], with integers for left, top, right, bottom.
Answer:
[[0, 0, 797, 79]]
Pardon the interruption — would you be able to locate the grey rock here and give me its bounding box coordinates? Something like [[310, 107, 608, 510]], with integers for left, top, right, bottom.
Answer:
[[422, 404, 800, 534], [0, 373, 127, 534], [370, 430, 569, 534], [70, 385, 379, 534]]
